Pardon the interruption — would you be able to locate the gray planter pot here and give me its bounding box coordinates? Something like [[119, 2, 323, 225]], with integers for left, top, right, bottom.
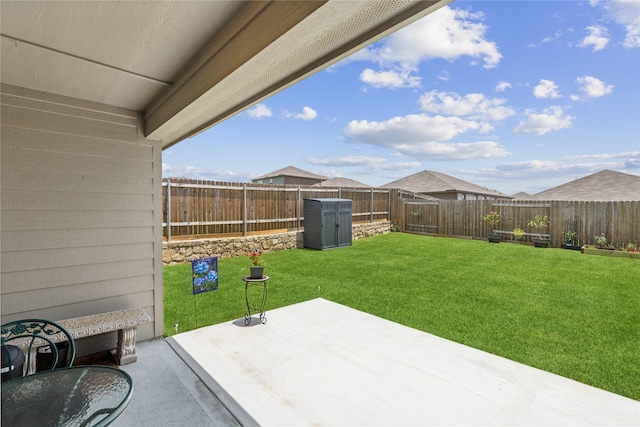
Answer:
[[487, 233, 502, 243], [533, 238, 550, 248], [250, 266, 264, 279]]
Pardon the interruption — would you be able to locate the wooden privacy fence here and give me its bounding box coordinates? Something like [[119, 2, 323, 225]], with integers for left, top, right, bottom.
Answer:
[[162, 179, 407, 241], [162, 179, 638, 247], [402, 199, 640, 247]]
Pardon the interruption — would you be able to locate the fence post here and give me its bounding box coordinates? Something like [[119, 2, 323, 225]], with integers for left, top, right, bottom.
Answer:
[[166, 180, 171, 242], [297, 186, 301, 230], [243, 184, 247, 237], [371, 188, 374, 223]]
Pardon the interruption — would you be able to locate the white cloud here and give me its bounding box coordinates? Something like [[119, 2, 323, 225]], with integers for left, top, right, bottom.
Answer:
[[528, 30, 565, 48], [495, 81, 512, 92], [295, 106, 317, 121], [398, 141, 510, 160], [246, 103, 273, 118], [419, 90, 515, 121], [344, 114, 509, 160], [578, 25, 610, 51], [283, 106, 318, 121], [345, 114, 482, 145], [496, 154, 640, 178], [576, 76, 614, 98], [542, 30, 564, 44], [360, 68, 421, 89], [352, 5, 502, 88], [162, 163, 238, 180], [599, 0, 640, 48], [306, 156, 421, 171], [385, 6, 503, 68], [566, 150, 639, 160], [533, 79, 561, 99], [513, 106, 574, 135], [437, 70, 451, 81]]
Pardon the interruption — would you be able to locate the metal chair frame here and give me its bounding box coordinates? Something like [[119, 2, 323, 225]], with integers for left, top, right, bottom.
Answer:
[[1, 319, 76, 379]]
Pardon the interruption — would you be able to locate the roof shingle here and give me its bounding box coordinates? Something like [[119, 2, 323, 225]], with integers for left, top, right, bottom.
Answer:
[[530, 169, 640, 201], [254, 166, 328, 181], [380, 170, 510, 198]]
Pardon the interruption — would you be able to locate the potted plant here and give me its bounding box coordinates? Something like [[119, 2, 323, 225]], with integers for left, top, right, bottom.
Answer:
[[513, 226, 525, 241], [249, 250, 265, 279], [528, 214, 550, 247], [594, 233, 613, 250], [563, 230, 578, 249], [483, 211, 501, 243]]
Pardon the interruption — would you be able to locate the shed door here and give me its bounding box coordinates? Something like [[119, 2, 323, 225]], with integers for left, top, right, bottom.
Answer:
[[337, 201, 351, 246], [321, 203, 338, 248]]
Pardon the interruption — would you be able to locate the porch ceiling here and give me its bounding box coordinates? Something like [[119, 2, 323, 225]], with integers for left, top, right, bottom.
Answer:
[[0, 0, 449, 148]]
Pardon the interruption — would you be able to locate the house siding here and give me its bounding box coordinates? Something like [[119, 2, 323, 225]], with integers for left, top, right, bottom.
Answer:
[[1, 84, 163, 355]]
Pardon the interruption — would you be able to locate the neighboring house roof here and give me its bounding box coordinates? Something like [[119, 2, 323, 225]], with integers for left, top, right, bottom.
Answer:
[[254, 166, 328, 181], [315, 177, 371, 188], [512, 191, 533, 200], [1, 0, 450, 149], [379, 170, 511, 199], [530, 170, 640, 201]]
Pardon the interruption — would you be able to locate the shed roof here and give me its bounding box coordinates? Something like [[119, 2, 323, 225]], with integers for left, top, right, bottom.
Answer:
[[380, 170, 510, 198], [530, 170, 640, 201]]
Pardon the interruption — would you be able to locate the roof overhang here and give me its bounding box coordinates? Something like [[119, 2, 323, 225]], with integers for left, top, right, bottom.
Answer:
[[1, 0, 450, 148]]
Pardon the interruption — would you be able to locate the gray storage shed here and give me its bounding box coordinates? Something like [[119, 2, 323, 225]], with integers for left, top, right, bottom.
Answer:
[[303, 198, 352, 250]]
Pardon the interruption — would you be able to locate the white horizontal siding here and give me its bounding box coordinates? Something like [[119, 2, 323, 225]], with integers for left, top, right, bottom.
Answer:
[[2, 146, 153, 177], [1, 258, 154, 293], [2, 190, 154, 212], [1, 84, 163, 342], [2, 228, 154, 251], [3, 165, 154, 193], [2, 126, 150, 161], [1, 242, 154, 272], [0, 211, 154, 232], [1, 104, 138, 141], [2, 276, 155, 312]]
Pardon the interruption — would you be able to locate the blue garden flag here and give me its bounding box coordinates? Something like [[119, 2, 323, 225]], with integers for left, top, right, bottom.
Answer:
[[191, 257, 218, 295]]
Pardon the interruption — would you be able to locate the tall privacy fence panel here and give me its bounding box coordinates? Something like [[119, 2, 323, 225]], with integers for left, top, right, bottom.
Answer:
[[403, 199, 639, 247], [163, 179, 638, 247], [162, 179, 406, 241]]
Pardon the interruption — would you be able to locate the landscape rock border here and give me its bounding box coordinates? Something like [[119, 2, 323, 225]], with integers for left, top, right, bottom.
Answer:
[[162, 222, 390, 266]]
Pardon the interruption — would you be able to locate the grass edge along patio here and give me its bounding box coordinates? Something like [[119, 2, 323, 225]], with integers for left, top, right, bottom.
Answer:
[[164, 232, 640, 402]]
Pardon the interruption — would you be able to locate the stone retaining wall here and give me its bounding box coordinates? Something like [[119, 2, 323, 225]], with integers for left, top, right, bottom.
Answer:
[[162, 221, 390, 266]]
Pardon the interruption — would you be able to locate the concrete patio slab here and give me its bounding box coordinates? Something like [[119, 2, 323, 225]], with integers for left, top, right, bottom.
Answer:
[[113, 338, 240, 427], [168, 298, 639, 426]]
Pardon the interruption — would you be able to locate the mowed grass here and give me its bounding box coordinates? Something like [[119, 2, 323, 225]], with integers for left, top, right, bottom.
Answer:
[[164, 232, 640, 400]]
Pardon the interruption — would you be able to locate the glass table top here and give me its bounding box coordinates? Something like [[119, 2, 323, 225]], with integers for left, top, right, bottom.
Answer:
[[1, 365, 132, 427]]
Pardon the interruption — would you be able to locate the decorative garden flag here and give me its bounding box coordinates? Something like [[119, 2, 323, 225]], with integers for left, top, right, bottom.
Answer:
[[191, 257, 218, 295]]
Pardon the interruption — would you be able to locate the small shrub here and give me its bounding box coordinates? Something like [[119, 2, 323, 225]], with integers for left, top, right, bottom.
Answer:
[[564, 231, 577, 243], [595, 233, 608, 248]]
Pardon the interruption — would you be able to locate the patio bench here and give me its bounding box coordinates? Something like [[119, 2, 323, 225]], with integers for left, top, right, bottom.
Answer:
[[58, 308, 150, 365]]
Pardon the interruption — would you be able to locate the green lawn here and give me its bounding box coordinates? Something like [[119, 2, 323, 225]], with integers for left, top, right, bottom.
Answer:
[[163, 232, 640, 401]]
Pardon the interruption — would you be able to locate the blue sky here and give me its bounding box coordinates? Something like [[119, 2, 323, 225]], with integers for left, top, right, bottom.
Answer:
[[163, 0, 640, 195]]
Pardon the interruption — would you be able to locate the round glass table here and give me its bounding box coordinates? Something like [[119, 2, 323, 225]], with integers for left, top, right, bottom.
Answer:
[[1, 365, 132, 427]]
